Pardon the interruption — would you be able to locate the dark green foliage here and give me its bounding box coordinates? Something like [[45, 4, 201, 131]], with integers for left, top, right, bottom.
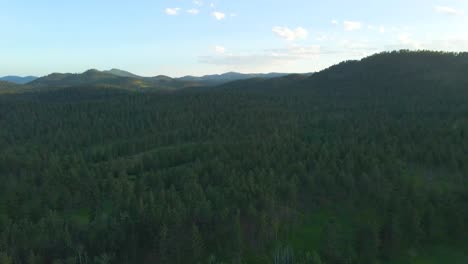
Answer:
[[310, 251, 322, 264], [0, 51, 467, 263], [191, 224, 204, 263], [355, 221, 379, 264]]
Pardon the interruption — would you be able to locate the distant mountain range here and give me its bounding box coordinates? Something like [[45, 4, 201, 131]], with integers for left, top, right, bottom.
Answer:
[[0, 76, 38, 84], [0, 70, 294, 91], [28, 69, 183, 90], [178, 72, 291, 85], [27, 69, 207, 91], [1, 51, 468, 96]]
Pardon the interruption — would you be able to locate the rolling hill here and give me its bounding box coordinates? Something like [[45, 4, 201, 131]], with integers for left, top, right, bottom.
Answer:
[[29, 69, 200, 91], [0, 81, 27, 94], [103, 68, 141, 78], [178, 71, 292, 85], [0, 75, 38, 84], [4, 51, 468, 95], [220, 50, 468, 95], [23, 69, 298, 91], [29, 69, 144, 88]]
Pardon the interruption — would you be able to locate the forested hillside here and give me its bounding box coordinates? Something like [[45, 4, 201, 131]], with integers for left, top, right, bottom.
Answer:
[[28, 70, 196, 91], [0, 51, 467, 264], [19, 70, 290, 92], [0, 81, 25, 94]]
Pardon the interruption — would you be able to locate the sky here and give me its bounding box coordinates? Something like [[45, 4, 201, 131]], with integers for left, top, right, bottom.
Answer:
[[1, 0, 467, 77]]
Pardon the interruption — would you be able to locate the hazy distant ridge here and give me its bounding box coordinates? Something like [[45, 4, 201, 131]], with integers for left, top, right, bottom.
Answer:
[[0, 76, 38, 84], [9, 69, 293, 91]]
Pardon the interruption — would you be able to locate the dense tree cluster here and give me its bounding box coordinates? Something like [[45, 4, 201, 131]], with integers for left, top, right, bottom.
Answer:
[[0, 51, 467, 263]]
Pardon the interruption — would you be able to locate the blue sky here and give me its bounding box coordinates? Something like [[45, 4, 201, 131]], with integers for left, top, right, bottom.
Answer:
[[1, 0, 467, 77]]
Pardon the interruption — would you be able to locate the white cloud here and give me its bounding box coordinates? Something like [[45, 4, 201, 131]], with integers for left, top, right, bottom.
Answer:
[[212, 11, 226, 20], [367, 25, 385, 34], [426, 36, 468, 51], [165, 8, 180, 15], [343, 21, 362, 31], [399, 33, 422, 49], [316, 34, 328, 41], [399, 33, 411, 44], [285, 45, 321, 58], [272, 26, 308, 41], [434, 6, 463, 16], [193, 0, 203, 6], [200, 45, 321, 67], [339, 39, 379, 57], [331, 20, 339, 25], [215, 45, 226, 54], [187, 9, 199, 15], [384, 34, 468, 52]]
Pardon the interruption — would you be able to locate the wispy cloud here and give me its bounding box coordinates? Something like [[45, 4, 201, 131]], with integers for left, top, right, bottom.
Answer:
[[434, 6, 463, 16], [426, 36, 468, 51], [274, 45, 321, 59], [193, 0, 203, 6], [165, 8, 180, 16], [338, 39, 379, 56], [399, 33, 412, 44], [385, 34, 468, 52], [398, 33, 422, 49], [200, 45, 321, 67], [316, 34, 328, 41], [343, 21, 362, 31], [215, 45, 226, 54], [187, 9, 200, 15], [379, 26, 385, 33], [272, 27, 308, 41], [212, 11, 226, 20]]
